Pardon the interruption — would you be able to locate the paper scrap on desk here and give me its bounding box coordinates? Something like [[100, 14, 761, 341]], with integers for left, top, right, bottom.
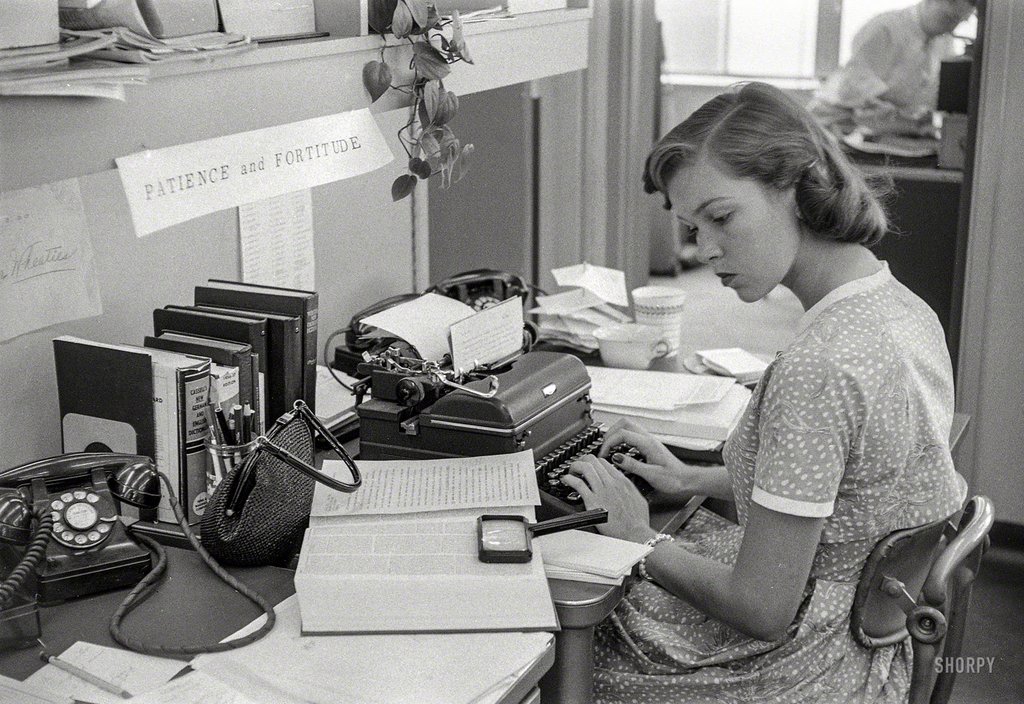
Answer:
[[239, 189, 315, 291], [24, 641, 186, 704], [551, 262, 628, 307], [193, 595, 554, 704], [586, 366, 735, 410], [530, 287, 606, 315], [534, 528, 652, 578], [696, 347, 769, 382], [116, 108, 392, 237], [450, 296, 524, 374], [0, 178, 103, 343], [0, 673, 71, 704], [360, 292, 475, 362], [129, 670, 256, 704], [313, 449, 540, 515]]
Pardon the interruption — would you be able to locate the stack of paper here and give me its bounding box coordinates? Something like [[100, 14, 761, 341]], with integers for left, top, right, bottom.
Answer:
[[535, 529, 651, 585], [295, 450, 559, 634], [586, 366, 751, 442], [695, 347, 770, 385], [60, 27, 253, 64], [531, 263, 630, 353], [314, 364, 358, 432]]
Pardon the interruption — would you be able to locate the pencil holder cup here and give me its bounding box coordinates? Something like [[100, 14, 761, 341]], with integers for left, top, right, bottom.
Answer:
[[204, 437, 258, 498]]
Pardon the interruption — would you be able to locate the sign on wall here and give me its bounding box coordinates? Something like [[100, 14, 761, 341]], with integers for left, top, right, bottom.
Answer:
[[116, 108, 393, 237]]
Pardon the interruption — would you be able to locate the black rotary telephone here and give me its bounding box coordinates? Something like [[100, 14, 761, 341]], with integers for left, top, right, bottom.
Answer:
[[426, 268, 530, 311], [0, 453, 160, 607]]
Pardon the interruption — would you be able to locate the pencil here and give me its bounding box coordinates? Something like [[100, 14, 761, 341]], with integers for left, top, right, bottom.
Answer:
[[39, 651, 133, 699]]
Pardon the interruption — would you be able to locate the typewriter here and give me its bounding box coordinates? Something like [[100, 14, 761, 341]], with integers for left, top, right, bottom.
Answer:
[[354, 348, 652, 520]]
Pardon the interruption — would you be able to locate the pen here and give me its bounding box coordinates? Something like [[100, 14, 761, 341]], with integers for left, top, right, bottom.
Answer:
[[38, 648, 133, 699], [232, 404, 244, 445]]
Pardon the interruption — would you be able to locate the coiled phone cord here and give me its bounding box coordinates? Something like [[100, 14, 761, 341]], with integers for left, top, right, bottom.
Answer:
[[0, 511, 53, 608], [109, 471, 276, 655]]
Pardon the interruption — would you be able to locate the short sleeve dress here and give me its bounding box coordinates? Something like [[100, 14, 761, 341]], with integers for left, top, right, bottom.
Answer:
[[593, 263, 967, 704]]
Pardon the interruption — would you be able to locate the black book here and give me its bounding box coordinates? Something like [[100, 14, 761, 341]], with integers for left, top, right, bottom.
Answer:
[[143, 332, 258, 435], [153, 306, 269, 433], [196, 280, 319, 413], [190, 304, 302, 422]]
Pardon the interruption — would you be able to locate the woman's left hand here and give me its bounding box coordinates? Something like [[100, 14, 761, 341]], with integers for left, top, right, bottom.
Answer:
[[561, 454, 656, 544]]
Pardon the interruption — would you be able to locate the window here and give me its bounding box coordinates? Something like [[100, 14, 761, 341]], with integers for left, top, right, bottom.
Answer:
[[657, 0, 976, 82]]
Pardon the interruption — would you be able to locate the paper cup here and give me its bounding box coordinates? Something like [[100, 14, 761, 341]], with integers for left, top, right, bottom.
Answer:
[[631, 286, 687, 357]]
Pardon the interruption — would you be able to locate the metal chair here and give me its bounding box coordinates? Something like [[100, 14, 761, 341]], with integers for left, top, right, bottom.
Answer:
[[851, 495, 994, 704]]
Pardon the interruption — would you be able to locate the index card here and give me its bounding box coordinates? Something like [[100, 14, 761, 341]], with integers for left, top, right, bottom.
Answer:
[[585, 366, 736, 410], [0, 178, 103, 343], [361, 292, 474, 362], [312, 449, 540, 516], [449, 296, 524, 374]]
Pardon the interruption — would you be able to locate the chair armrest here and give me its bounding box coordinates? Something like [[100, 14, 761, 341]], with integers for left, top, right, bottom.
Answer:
[[922, 496, 993, 605]]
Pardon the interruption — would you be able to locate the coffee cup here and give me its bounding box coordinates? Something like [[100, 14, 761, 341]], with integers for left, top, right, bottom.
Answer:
[[631, 286, 687, 357], [593, 323, 670, 370]]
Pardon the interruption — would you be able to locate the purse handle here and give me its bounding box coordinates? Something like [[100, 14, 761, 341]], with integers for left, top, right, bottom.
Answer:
[[257, 400, 362, 493]]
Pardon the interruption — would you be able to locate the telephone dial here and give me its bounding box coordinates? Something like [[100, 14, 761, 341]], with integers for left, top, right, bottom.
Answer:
[[426, 268, 529, 311], [0, 452, 160, 606]]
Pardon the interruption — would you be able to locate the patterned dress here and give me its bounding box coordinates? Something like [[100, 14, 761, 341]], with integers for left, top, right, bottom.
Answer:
[[594, 263, 967, 703]]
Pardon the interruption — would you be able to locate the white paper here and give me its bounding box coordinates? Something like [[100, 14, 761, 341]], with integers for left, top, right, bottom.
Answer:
[[193, 595, 554, 704], [129, 670, 256, 704], [25, 642, 186, 704], [530, 287, 605, 315], [450, 297, 524, 374], [0, 673, 71, 704], [239, 189, 315, 291], [551, 262, 628, 307], [585, 366, 736, 410], [360, 292, 475, 362], [312, 450, 540, 516], [0, 179, 102, 343], [314, 364, 357, 425], [534, 528, 651, 578], [116, 109, 393, 237], [695, 347, 769, 380]]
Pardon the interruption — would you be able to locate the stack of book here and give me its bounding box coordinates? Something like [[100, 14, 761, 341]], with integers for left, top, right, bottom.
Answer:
[[534, 529, 652, 586]]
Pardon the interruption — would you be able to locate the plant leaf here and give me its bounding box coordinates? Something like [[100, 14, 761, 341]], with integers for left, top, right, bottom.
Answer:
[[392, 0, 413, 38], [409, 157, 433, 179], [391, 174, 417, 201], [434, 90, 458, 125], [420, 79, 440, 124], [450, 143, 474, 185], [362, 60, 392, 102], [451, 10, 473, 64], [368, 0, 398, 34], [418, 129, 441, 160], [405, 0, 429, 30], [412, 42, 451, 80]]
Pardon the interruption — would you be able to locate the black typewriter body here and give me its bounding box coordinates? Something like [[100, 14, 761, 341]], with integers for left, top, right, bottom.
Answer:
[[356, 350, 650, 520]]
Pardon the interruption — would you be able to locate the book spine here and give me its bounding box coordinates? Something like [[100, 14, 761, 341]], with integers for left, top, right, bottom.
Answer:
[[303, 297, 318, 413], [178, 363, 211, 525], [151, 361, 180, 524]]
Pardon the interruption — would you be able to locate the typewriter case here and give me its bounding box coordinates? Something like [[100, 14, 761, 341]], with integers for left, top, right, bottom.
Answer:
[[357, 351, 593, 462]]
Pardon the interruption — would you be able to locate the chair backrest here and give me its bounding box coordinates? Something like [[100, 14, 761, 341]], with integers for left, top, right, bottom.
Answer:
[[851, 495, 994, 704]]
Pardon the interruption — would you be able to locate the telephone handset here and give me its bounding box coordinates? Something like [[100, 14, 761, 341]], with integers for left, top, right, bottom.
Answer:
[[427, 268, 530, 311], [0, 453, 160, 605]]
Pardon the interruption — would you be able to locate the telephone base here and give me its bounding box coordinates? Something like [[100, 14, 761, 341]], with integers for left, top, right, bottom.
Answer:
[[36, 537, 152, 605], [0, 597, 41, 650]]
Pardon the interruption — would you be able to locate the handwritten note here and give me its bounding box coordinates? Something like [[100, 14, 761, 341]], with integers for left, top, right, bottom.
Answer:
[[312, 450, 540, 516], [239, 189, 315, 290], [449, 297, 524, 374], [0, 179, 102, 343], [116, 108, 392, 237]]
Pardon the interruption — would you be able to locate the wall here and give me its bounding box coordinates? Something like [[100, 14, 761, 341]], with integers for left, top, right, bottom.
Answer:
[[956, 0, 1024, 524]]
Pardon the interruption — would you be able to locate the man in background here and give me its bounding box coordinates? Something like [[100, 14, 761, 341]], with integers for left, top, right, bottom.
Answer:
[[809, 0, 975, 137]]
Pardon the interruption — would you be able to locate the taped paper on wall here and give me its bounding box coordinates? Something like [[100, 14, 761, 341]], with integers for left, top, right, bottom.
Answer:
[[116, 108, 393, 237]]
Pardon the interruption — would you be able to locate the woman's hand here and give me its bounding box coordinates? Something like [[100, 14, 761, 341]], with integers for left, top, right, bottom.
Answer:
[[598, 419, 703, 499], [560, 454, 655, 543]]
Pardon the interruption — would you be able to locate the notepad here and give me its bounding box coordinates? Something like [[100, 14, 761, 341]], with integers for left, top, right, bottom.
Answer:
[[695, 347, 769, 384], [585, 366, 735, 410], [534, 529, 652, 580], [592, 383, 752, 441]]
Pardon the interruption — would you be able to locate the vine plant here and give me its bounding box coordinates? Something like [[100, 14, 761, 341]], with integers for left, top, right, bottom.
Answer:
[[362, 0, 475, 201]]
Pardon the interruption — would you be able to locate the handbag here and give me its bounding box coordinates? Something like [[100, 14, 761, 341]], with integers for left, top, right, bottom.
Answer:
[[200, 399, 361, 567]]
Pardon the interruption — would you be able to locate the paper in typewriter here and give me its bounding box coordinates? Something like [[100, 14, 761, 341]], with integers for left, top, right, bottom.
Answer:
[[312, 449, 540, 516]]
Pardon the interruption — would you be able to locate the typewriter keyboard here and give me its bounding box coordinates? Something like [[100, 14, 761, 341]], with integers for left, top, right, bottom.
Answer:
[[535, 424, 654, 512]]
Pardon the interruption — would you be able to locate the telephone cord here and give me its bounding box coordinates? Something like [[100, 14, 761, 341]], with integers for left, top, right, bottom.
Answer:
[[109, 471, 276, 656], [0, 511, 54, 609]]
